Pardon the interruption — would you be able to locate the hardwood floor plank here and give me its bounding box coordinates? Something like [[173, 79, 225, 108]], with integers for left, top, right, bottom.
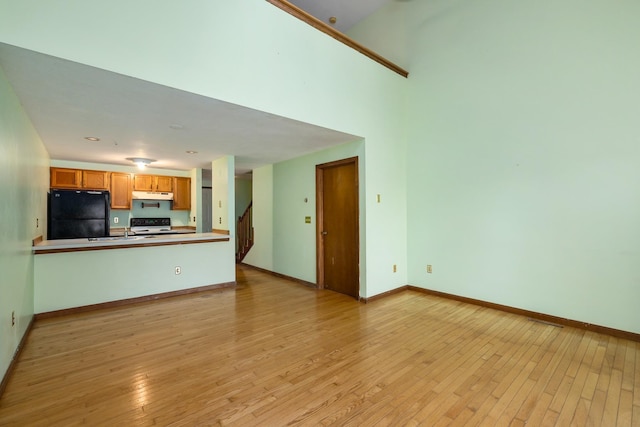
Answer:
[[571, 397, 591, 427], [622, 340, 636, 392], [586, 389, 608, 427], [617, 389, 633, 427], [513, 330, 572, 421], [602, 368, 623, 425], [523, 392, 554, 426], [1, 264, 638, 425]]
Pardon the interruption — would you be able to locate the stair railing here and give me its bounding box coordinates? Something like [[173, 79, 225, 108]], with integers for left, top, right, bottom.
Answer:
[[236, 202, 253, 263]]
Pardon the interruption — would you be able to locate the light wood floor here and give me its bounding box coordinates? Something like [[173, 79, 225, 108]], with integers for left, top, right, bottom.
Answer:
[[1, 265, 638, 426]]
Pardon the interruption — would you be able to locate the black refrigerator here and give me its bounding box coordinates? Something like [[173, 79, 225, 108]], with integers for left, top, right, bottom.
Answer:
[[48, 189, 111, 239]]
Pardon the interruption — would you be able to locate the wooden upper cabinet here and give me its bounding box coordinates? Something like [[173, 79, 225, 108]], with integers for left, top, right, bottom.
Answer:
[[83, 170, 109, 190], [51, 168, 187, 211], [50, 168, 82, 189], [110, 173, 132, 210], [133, 175, 154, 191], [172, 177, 191, 210], [51, 168, 108, 190], [155, 176, 173, 192], [133, 175, 173, 192]]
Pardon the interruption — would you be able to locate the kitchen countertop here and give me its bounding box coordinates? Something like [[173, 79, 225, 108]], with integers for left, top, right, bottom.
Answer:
[[33, 232, 231, 254]]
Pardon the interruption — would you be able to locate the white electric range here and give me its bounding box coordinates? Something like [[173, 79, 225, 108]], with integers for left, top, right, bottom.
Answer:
[[129, 217, 191, 235]]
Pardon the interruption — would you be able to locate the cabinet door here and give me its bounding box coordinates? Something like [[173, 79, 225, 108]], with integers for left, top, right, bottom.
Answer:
[[155, 176, 173, 192], [50, 168, 82, 189], [83, 170, 109, 190], [172, 177, 191, 210], [133, 175, 154, 191], [110, 173, 132, 210]]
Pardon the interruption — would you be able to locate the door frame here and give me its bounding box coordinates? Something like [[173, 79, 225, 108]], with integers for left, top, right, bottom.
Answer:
[[315, 156, 360, 292]]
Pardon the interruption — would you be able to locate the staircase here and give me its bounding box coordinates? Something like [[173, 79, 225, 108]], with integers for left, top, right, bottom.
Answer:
[[236, 202, 253, 263]]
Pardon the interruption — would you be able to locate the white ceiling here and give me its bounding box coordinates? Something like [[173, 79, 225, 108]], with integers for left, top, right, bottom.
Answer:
[[0, 43, 361, 174], [288, 0, 393, 33]]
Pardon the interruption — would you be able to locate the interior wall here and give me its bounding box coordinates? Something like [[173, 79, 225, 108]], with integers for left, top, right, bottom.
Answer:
[[379, 0, 640, 333], [235, 177, 252, 220], [347, 3, 408, 69], [211, 156, 235, 234], [272, 140, 365, 286], [201, 169, 212, 233], [243, 165, 274, 271], [50, 160, 191, 177], [0, 0, 408, 299], [34, 241, 234, 313], [0, 66, 49, 381]]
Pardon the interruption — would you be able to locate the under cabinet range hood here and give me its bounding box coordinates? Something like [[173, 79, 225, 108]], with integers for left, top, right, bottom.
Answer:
[[131, 191, 174, 201]]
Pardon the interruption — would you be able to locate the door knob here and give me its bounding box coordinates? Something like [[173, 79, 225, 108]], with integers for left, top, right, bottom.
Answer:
[[321, 231, 328, 235]]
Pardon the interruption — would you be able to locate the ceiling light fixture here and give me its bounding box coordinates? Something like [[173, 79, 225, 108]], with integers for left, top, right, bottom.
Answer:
[[185, 150, 198, 154], [126, 157, 156, 170], [84, 136, 100, 141], [329, 16, 337, 24]]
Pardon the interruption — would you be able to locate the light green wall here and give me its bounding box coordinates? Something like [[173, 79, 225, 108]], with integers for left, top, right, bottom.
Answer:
[[348, 0, 640, 333], [243, 165, 273, 271], [0, 0, 409, 299], [212, 156, 235, 233], [191, 168, 202, 232], [272, 141, 365, 286], [235, 177, 252, 252], [50, 160, 191, 177], [0, 66, 49, 380], [347, 3, 408, 69], [1, 0, 638, 337], [34, 241, 235, 313], [235, 177, 252, 221]]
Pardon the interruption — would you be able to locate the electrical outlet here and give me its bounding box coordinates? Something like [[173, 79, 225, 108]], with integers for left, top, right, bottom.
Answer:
[[427, 265, 433, 274], [393, 264, 397, 273], [175, 266, 182, 275], [114, 217, 119, 224], [36, 218, 39, 228], [11, 311, 15, 327]]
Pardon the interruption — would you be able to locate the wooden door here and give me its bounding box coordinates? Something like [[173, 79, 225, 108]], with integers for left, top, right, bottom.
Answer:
[[316, 157, 359, 299]]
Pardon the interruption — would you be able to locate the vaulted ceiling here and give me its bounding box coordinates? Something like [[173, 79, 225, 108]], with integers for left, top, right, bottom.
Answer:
[[288, 0, 392, 33]]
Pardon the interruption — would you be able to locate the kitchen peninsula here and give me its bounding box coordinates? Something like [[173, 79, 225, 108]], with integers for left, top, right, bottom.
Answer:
[[33, 232, 227, 254], [33, 232, 235, 315]]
